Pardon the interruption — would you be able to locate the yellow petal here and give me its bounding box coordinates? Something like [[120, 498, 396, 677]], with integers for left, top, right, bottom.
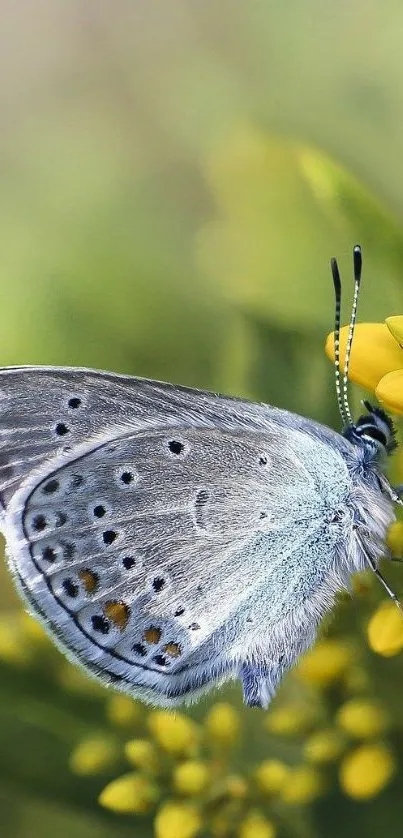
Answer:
[[375, 369, 403, 415], [325, 323, 403, 390], [339, 744, 395, 800], [386, 315, 403, 346], [367, 600, 403, 656]]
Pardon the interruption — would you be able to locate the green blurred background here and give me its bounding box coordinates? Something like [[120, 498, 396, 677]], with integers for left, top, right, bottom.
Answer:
[[1, 2, 403, 836]]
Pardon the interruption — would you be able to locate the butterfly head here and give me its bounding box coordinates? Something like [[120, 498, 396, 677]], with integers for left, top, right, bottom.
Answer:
[[330, 245, 398, 461], [343, 400, 397, 458]]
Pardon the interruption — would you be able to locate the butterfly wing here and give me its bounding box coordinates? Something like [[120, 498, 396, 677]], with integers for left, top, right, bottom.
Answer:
[[0, 366, 352, 706], [0, 366, 348, 510]]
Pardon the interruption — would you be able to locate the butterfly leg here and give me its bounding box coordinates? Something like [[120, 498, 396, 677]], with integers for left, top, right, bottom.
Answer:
[[240, 661, 284, 709]]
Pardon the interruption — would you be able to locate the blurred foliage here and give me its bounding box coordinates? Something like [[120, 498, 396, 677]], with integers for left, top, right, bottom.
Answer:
[[1, 2, 403, 836]]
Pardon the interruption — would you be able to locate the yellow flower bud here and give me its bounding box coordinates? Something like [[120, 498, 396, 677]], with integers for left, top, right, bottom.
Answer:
[[148, 711, 199, 755], [205, 703, 240, 745], [386, 521, 403, 557], [336, 700, 387, 739], [367, 600, 403, 657], [155, 801, 201, 838], [339, 744, 395, 800], [69, 736, 119, 776], [99, 772, 159, 813], [173, 760, 209, 795], [125, 739, 158, 772], [264, 705, 312, 736], [376, 370, 403, 415], [296, 640, 351, 686], [226, 774, 248, 798], [304, 730, 345, 764], [254, 760, 289, 794], [106, 694, 141, 727], [281, 766, 323, 805], [238, 810, 276, 838]]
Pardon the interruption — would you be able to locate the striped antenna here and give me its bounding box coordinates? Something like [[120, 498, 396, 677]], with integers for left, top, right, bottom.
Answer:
[[330, 245, 362, 428], [342, 245, 362, 425], [330, 256, 348, 426]]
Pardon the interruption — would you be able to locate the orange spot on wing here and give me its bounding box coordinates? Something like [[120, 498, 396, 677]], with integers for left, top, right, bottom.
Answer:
[[78, 569, 98, 594], [143, 626, 162, 644], [104, 601, 130, 631]]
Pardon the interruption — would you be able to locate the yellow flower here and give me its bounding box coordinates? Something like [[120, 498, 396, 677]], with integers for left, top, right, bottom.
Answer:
[[69, 735, 119, 776], [155, 801, 201, 838], [280, 766, 323, 805], [148, 711, 199, 755], [325, 317, 403, 414], [264, 704, 313, 736], [99, 772, 159, 813], [339, 744, 396, 799], [254, 760, 290, 794], [173, 760, 210, 795], [106, 694, 142, 727], [296, 639, 352, 686], [367, 600, 403, 656], [205, 703, 240, 745], [238, 810, 276, 838], [303, 730, 345, 764], [336, 700, 388, 739], [125, 739, 159, 772]]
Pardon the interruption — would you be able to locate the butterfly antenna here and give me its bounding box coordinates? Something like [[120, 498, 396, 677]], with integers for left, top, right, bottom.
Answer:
[[330, 255, 349, 426], [342, 245, 362, 425]]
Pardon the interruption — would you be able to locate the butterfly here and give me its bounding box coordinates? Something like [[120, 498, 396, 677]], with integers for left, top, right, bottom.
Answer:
[[0, 246, 400, 709]]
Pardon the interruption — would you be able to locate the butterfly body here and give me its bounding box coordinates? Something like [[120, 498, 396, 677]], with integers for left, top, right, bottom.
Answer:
[[0, 366, 396, 708]]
